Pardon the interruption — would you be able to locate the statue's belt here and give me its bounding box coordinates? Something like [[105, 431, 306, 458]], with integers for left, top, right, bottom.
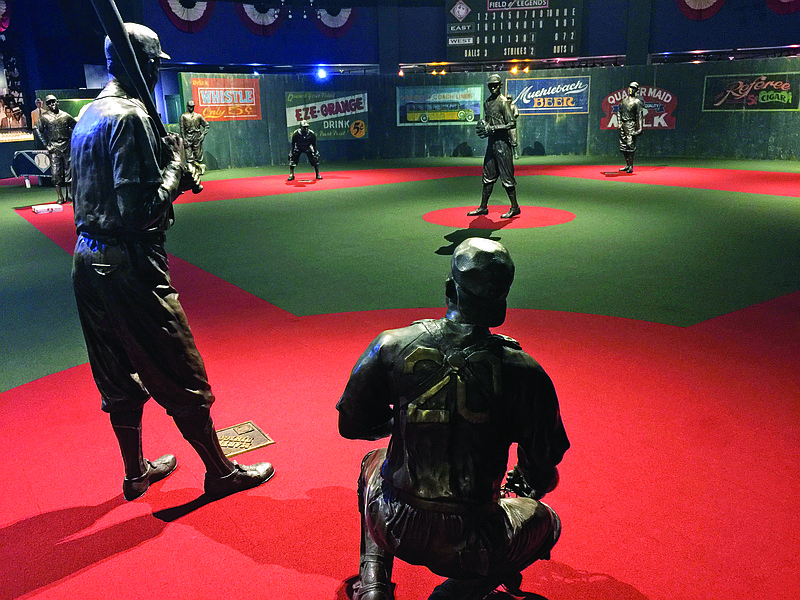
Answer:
[[382, 479, 495, 516], [80, 230, 165, 246]]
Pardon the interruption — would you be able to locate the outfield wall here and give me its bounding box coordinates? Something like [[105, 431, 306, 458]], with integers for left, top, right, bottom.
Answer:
[[175, 55, 800, 170]]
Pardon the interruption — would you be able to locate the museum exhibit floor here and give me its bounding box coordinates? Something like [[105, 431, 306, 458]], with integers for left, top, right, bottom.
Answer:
[[2, 157, 798, 600]]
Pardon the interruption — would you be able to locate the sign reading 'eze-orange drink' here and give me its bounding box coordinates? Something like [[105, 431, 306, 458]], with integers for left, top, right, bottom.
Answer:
[[191, 77, 262, 121]]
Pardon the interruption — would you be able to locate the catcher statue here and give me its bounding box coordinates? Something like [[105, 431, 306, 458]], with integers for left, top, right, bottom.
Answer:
[[338, 238, 569, 600]]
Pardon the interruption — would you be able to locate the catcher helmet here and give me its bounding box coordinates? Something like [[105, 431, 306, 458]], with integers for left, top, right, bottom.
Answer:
[[449, 238, 515, 327]]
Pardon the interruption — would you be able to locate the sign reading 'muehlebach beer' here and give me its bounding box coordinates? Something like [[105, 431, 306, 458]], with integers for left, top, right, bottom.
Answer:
[[446, 0, 583, 62]]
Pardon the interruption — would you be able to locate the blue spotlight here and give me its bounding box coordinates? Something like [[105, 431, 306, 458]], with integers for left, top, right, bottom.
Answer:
[[316, 67, 329, 80]]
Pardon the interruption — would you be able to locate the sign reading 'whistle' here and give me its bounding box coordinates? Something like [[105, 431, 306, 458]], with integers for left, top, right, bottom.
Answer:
[[199, 89, 255, 105], [191, 77, 262, 121]]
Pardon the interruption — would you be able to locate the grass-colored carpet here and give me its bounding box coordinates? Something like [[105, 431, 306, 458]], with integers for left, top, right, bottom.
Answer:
[[2, 157, 800, 393]]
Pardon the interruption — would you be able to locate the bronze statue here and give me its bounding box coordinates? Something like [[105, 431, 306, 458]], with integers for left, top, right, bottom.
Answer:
[[179, 100, 210, 175], [70, 23, 274, 501], [288, 119, 321, 181], [469, 74, 520, 219], [34, 95, 77, 204], [618, 81, 645, 173], [338, 238, 569, 600], [509, 101, 520, 160]]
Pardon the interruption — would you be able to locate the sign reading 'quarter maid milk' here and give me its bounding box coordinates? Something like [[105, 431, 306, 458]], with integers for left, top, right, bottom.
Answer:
[[601, 86, 677, 130]]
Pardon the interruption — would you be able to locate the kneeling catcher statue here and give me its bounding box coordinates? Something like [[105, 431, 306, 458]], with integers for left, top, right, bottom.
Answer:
[[337, 238, 570, 600]]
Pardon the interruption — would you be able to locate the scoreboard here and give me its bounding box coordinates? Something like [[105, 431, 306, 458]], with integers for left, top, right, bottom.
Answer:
[[446, 0, 583, 62]]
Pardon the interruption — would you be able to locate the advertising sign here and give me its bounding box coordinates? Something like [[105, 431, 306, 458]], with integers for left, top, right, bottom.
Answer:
[[507, 76, 590, 115], [397, 86, 482, 126], [703, 73, 800, 111], [285, 91, 369, 140], [600, 86, 677, 130], [190, 76, 261, 121]]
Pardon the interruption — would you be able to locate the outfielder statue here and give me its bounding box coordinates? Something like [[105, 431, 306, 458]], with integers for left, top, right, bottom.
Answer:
[[179, 100, 210, 175], [338, 238, 569, 600], [469, 74, 520, 219], [288, 120, 322, 181], [618, 81, 645, 173], [34, 95, 77, 204]]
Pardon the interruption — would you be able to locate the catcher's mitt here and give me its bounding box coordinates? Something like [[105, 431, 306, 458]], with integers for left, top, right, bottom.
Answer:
[[501, 466, 538, 499]]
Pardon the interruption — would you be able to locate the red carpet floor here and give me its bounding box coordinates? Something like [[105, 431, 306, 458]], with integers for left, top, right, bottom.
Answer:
[[185, 164, 800, 204], [423, 205, 576, 229], [4, 168, 799, 600]]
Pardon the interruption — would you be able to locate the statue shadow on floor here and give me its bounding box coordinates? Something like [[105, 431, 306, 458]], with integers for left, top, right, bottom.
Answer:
[[435, 229, 502, 256], [0, 496, 164, 600]]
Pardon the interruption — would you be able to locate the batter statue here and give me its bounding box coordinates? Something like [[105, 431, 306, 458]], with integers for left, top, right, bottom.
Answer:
[[34, 95, 77, 204], [179, 100, 210, 175], [469, 74, 520, 219], [618, 81, 645, 173], [338, 238, 569, 600], [71, 23, 273, 502], [288, 120, 321, 181]]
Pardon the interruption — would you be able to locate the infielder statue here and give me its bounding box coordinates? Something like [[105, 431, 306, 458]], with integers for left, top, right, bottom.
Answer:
[[34, 95, 77, 204], [179, 100, 210, 175]]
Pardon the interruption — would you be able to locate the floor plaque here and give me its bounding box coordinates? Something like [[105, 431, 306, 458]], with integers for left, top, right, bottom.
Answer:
[[216, 421, 275, 457]]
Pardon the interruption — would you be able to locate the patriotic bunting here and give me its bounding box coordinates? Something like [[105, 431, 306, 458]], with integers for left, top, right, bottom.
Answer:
[[234, 2, 287, 36], [674, 0, 727, 20], [158, 0, 216, 33], [314, 8, 356, 38]]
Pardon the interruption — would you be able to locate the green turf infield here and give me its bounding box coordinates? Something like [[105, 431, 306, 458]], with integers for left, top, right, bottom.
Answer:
[[2, 157, 799, 392], [167, 165, 800, 326], [1, 185, 84, 392]]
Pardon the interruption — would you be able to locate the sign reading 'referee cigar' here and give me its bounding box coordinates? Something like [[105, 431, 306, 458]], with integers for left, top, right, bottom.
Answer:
[[703, 73, 800, 111]]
